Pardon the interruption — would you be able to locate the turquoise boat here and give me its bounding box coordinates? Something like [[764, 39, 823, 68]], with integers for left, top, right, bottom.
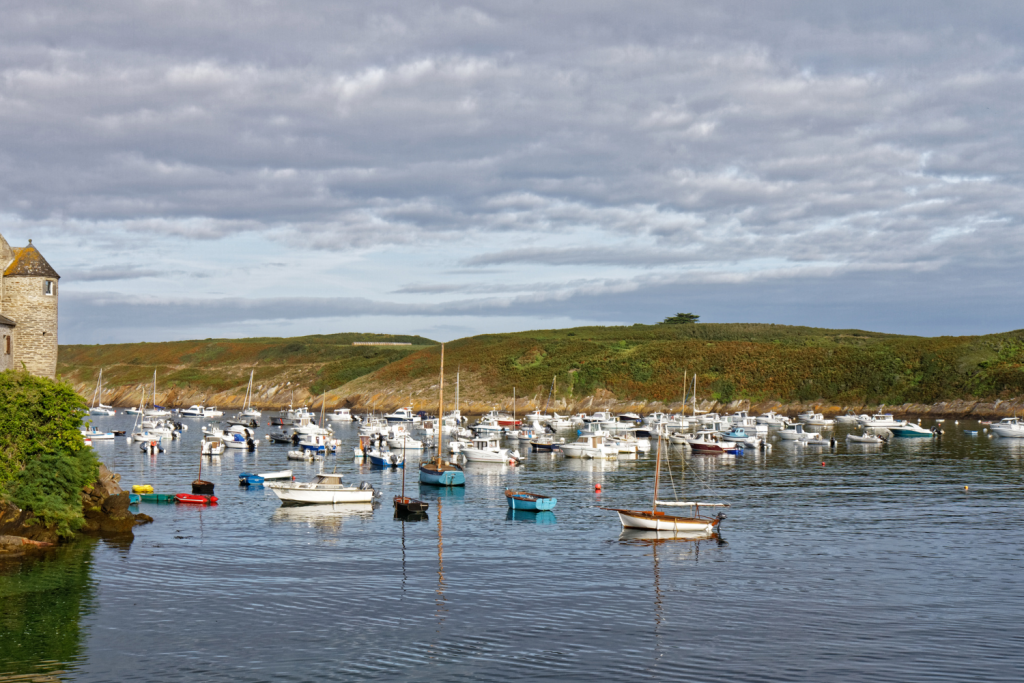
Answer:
[[889, 424, 937, 438], [419, 462, 465, 486], [128, 493, 141, 505], [138, 493, 176, 503], [238, 473, 265, 485], [505, 489, 556, 511], [506, 508, 556, 524]]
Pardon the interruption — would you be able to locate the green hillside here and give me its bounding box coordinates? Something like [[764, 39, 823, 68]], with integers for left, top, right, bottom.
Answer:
[[58, 332, 435, 400], [55, 324, 1024, 408], [355, 323, 1024, 406]]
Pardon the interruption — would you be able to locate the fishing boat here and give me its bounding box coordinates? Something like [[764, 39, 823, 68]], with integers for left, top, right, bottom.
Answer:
[[857, 413, 905, 428], [777, 423, 824, 442], [505, 490, 557, 511], [384, 407, 420, 423], [267, 470, 376, 505], [606, 425, 728, 532], [889, 422, 938, 438], [719, 426, 760, 447], [420, 345, 466, 486], [238, 370, 262, 418], [755, 411, 789, 426], [180, 405, 206, 417], [88, 369, 117, 416], [176, 493, 218, 504], [328, 407, 354, 421], [561, 433, 618, 459], [200, 437, 226, 455], [798, 412, 835, 427], [138, 493, 176, 503], [530, 435, 563, 451]]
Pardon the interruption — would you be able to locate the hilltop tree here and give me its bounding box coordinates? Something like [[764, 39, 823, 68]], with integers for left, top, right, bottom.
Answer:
[[660, 312, 700, 325]]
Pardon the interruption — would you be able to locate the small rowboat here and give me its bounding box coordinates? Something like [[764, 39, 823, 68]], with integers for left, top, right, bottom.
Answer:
[[175, 493, 218, 505], [132, 484, 154, 493], [394, 496, 429, 514], [505, 490, 557, 511], [238, 474, 265, 486], [258, 470, 293, 480], [128, 493, 141, 504], [138, 493, 176, 503], [847, 433, 884, 444]]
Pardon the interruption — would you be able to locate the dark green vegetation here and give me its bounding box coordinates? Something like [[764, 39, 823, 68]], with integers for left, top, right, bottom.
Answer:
[[660, 312, 700, 324], [0, 540, 96, 675], [370, 323, 1024, 405], [58, 332, 435, 396], [0, 372, 97, 537]]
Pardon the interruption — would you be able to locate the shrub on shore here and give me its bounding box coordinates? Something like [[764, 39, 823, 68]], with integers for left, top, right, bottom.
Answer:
[[0, 370, 98, 537]]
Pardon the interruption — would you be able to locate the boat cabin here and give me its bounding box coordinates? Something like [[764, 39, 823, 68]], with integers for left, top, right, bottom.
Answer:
[[312, 473, 346, 487], [471, 436, 502, 450]]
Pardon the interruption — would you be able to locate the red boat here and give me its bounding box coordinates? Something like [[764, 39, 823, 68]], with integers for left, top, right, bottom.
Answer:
[[175, 493, 218, 505]]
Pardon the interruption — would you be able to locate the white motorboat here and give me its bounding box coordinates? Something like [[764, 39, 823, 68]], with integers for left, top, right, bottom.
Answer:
[[548, 413, 574, 429], [777, 423, 823, 442], [846, 432, 885, 444], [990, 418, 1024, 438], [561, 433, 618, 459], [219, 424, 258, 449], [387, 433, 425, 450], [524, 410, 549, 424], [267, 471, 375, 505], [88, 369, 117, 416], [755, 411, 789, 426], [472, 417, 504, 434], [384, 407, 420, 423], [857, 413, 905, 428], [725, 412, 769, 435], [180, 405, 206, 417], [203, 406, 224, 418], [328, 408, 354, 421], [460, 436, 521, 463], [720, 427, 761, 447], [124, 407, 144, 415], [81, 427, 115, 440], [201, 437, 226, 455], [799, 412, 835, 427], [834, 413, 865, 424]]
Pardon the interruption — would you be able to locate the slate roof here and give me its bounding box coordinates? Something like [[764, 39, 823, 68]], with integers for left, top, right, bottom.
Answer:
[[4, 241, 60, 278]]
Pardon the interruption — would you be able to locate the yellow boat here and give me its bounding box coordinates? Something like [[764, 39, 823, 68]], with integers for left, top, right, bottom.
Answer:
[[132, 484, 154, 493]]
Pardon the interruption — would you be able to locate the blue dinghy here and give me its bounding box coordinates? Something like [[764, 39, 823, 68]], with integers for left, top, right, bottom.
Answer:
[[505, 489, 557, 511], [238, 473, 264, 486], [369, 449, 404, 468], [419, 462, 465, 486], [128, 493, 141, 505]]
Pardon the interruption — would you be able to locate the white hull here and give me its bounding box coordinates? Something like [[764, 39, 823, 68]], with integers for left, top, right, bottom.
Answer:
[[81, 431, 115, 440], [89, 407, 117, 416], [561, 444, 615, 459], [616, 511, 716, 533], [991, 427, 1024, 438], [462, 447, 516, 463], [387, 437, 424, 450], [267, 484, 373, 504], [259, 470, 293, 479]]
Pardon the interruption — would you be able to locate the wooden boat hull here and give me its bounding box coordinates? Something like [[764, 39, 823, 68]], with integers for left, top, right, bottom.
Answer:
[[611, 508, 720, 533], [419, 463, 466, 486], [394, 496, 429, 513], [505, 490, 557, 511]]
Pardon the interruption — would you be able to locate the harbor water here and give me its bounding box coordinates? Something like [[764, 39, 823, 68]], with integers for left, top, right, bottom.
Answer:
[[3, 416, 1024, 682]]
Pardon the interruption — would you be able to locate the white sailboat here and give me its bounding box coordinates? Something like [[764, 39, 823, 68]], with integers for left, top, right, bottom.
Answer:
[[144, 369, 171, 416], [606, 428, 728, 532], [88, 369, 117, 416], [239, 369, 262, 418]]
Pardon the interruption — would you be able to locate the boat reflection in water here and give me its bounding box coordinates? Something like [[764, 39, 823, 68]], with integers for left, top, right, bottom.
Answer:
[[617, 528, 725, 546], [270, 502, 374, 533], [505, 509, 556, 524]]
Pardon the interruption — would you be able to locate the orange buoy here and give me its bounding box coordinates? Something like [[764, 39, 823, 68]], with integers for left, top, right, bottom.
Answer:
[[595, 483, 602, 491], [821, 462, 826, 466]]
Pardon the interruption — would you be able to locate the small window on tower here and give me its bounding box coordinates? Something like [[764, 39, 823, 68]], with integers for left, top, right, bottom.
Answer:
[[43, 281, 54, 296], [5, 336, 10, 355]]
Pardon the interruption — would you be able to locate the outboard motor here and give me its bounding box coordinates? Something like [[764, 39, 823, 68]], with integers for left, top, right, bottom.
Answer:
[[291, 433, 299, 446], [715, 512, 727, 523], [246, 437, 256, 451], [358, 481, 373, 491]]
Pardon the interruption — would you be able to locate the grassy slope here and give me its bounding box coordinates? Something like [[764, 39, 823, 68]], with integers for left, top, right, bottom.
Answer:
[[343, 323, 1024, 405], [57, 324, 1024, 407], [58, 332, 436, 399]]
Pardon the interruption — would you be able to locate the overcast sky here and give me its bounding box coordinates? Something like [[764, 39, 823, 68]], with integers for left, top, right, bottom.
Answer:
[[2, 0, 1023, 344]]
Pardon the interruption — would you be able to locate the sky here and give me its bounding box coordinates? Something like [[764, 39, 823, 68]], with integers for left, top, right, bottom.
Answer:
[[2, 0, 1023, 344]]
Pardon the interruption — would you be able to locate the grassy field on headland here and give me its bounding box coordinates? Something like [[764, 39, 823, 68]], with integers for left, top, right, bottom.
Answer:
[[57, 324, 1024, 416]]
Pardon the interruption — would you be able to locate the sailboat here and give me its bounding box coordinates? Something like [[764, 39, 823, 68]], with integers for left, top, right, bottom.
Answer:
[[605, 424, 728, 532], [239, 369, 262, 418], [144, 369, 171, 416], [419, 345, 466, 486], [88, 368, 117, 416]]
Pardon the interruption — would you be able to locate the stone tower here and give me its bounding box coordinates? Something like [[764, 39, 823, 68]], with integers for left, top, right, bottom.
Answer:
[[0, 235, 60, 379]]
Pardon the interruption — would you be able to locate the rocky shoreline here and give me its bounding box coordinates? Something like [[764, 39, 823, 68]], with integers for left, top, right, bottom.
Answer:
[[0, 463, 151, 558]]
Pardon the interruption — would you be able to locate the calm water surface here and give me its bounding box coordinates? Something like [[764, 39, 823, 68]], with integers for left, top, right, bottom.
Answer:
[[3, 415, 1024, 682]]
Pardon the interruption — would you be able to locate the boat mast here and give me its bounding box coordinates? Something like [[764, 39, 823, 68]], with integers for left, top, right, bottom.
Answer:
[[513, 386, 516, 424], [436, 344, 445, 467], [152, 369, 157, 411], [682, 370, 687, 416], [652, 417, 663, 513], [692, 374, 697, 416]]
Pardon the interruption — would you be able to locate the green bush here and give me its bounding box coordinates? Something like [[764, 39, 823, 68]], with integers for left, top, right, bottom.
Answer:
[[0, 371, 98, 536]]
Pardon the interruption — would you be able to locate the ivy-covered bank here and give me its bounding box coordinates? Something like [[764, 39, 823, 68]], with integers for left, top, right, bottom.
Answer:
[[0, 371, 148, 551]]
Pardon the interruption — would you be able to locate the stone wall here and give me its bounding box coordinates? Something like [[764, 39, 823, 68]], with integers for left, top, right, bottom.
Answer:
[[1, 276, 58, 378], [0, 322, 12, 371]]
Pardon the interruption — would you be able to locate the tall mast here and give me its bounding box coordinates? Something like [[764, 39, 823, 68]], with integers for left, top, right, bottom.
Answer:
[[682, 370, 687, 416], [456, 366, 459, 414], [513, 386, 516, 423], [437, 345, 445, 466], [152, 369, 157, 410], [652, 419, 663, 513]]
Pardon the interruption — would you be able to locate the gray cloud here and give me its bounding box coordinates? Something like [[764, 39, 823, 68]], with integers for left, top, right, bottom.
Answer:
[[3, 1, 1024, 341]]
